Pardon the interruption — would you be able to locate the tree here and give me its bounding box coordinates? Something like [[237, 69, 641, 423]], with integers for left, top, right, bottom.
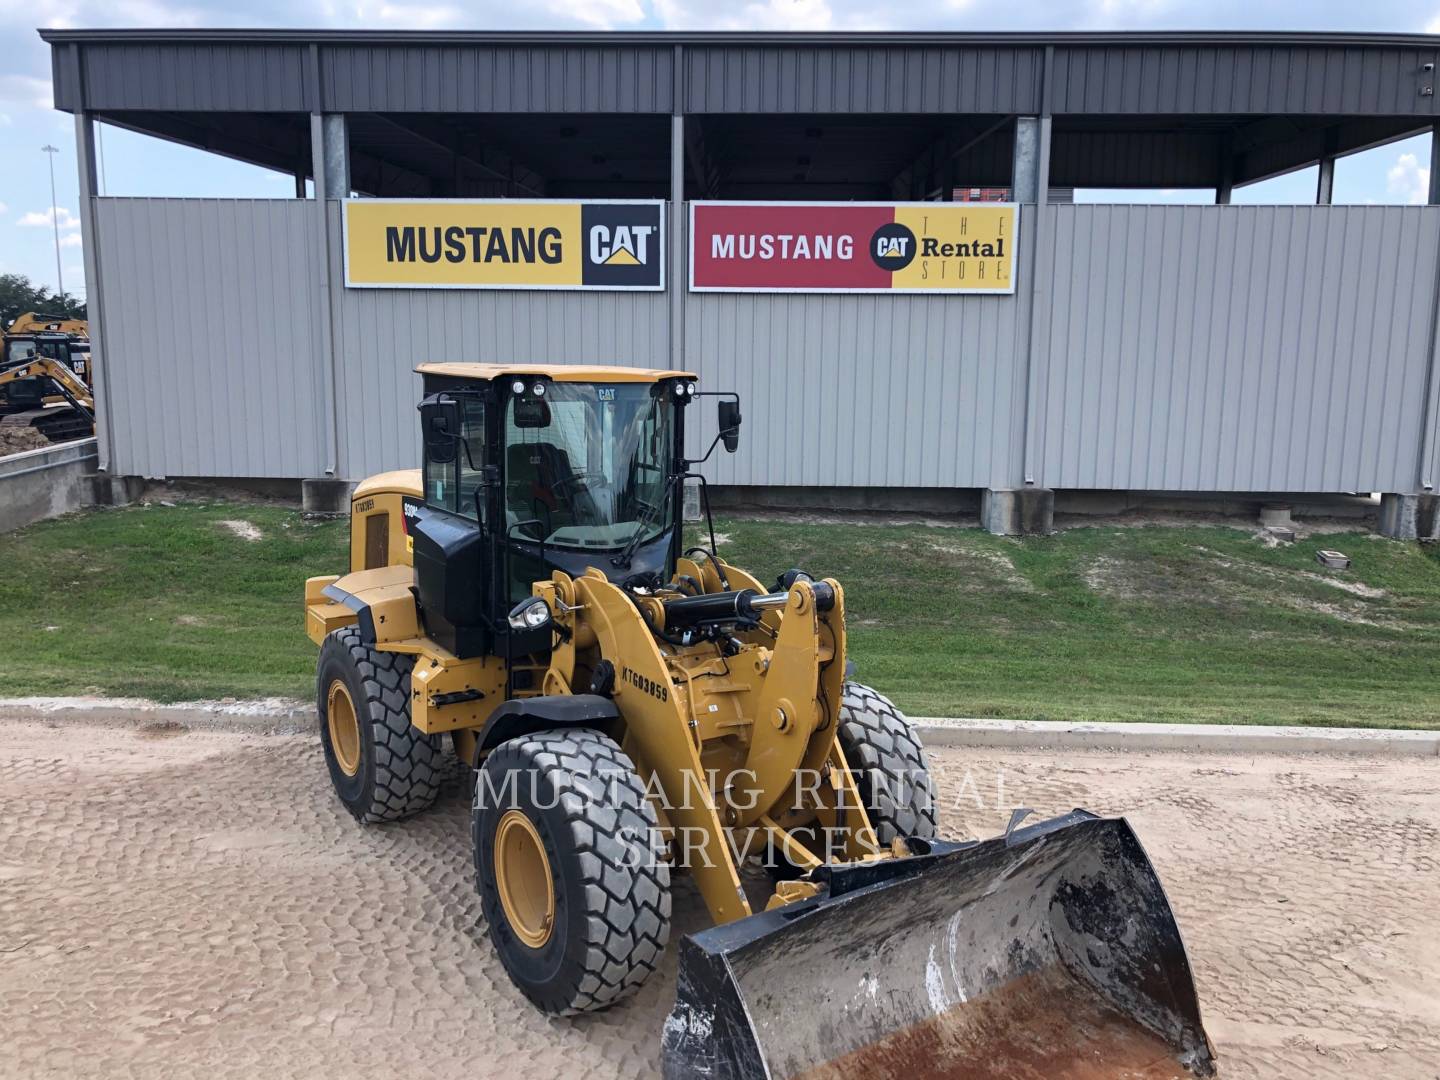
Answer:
[[0, 273, 87, 330]]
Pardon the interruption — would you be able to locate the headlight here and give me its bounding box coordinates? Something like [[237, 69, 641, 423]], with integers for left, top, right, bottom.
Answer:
[[532, 382, 546, 396], [507, 597, 552, 632], [511, 379, 526, 395]]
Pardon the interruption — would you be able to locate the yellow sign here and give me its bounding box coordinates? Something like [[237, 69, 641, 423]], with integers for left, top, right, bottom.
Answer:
[[343, 199, 665, 291], [889, 204, 1016, 292]]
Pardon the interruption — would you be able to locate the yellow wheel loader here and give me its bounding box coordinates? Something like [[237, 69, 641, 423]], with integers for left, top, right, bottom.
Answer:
[[304, 363, 1216, 1079]]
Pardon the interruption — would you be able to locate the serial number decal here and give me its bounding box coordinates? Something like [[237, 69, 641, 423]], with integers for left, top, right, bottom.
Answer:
[[621, 666, 669, 703]]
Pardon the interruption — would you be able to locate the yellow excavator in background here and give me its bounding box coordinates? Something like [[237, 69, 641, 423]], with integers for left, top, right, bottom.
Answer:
[[1, 313, 95, 444]]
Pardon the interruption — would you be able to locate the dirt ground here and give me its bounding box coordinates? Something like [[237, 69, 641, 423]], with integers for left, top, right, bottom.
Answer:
[[0, 424, 51, 457], [1, 720, 1436, 1080]]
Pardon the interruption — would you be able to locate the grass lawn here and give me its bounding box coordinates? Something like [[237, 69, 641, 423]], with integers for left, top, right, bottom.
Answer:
[[1, 501, 1438, 728]]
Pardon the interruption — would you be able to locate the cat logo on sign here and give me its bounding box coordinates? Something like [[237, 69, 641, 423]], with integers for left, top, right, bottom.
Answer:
[[590, 224, 655, 266]]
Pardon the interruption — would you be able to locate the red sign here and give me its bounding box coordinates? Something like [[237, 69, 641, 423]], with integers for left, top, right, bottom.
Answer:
[[688, 201, 1018, 295]]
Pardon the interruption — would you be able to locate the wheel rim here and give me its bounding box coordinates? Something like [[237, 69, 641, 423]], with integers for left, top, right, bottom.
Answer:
[[495, 810, 555, 949], [326, 679, 361, 777]]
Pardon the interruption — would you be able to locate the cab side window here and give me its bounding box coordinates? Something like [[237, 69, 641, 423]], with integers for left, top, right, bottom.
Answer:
[[422, 395, 486, 520], [456, 397, 489, 527], [424, 440, 456, 510]]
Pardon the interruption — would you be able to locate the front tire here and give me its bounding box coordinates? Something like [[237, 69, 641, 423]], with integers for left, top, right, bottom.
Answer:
[[473, 729, 671, 1015], [316, 626, 442, 823], [837, 682, 938, 844]]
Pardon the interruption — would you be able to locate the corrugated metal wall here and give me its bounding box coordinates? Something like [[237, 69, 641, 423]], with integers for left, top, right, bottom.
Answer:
[[91, 198, 1440, 495], [93, 199, 327, 478], [1049, 44, 1438, 115], [321, 45, 676, 113], [53, 36, 1439, 118], [1030, 204, 1440, 492], [73, 42, 309, 111], [684, 45, 1043, 114], [683, 290, 1027, 489]]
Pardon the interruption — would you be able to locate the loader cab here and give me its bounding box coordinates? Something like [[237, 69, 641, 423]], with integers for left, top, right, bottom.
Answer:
[[409, 364, 720, 664]]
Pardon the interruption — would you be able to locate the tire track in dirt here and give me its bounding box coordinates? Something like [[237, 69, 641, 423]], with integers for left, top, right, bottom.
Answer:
[[1, 722, 1437, 1078]]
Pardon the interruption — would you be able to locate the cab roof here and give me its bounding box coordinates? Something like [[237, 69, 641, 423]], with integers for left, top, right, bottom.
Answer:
[[416, 363, 695, 383]]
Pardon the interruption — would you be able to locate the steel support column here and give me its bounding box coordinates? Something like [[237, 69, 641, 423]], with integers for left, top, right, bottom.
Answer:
[[670, 45, 685, 370], [1011, 117, 1042, 204], [1315, 128, 1338, 205], [309, 112, 338, 477], [1417, 123, 1440, 493], [1215, 134, 1235, 204], [322, 114, 350, 199], [73, 107, 113, 473], [1430, 124, 1440, 206], [1016, 45, 1054, 493]]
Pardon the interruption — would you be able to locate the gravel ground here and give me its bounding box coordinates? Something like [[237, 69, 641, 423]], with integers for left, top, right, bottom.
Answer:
[[1, 719, 1436, 1079]]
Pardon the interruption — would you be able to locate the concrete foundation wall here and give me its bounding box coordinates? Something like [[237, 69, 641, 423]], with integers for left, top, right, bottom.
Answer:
[[0, 439, 99, 533]]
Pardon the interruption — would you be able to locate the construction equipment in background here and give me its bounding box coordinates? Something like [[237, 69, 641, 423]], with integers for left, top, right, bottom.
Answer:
[[2, 312, 94, 445], [0, 354, 95, 444], [303, 363, 1216, 1079], [2, 311, 91, 407]]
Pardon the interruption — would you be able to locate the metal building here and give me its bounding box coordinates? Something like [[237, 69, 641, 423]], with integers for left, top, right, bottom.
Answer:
[[40, 29, 1440, 532]]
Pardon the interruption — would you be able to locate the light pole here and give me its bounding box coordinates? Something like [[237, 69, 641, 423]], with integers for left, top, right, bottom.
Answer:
[[41, 144, 63, 301]]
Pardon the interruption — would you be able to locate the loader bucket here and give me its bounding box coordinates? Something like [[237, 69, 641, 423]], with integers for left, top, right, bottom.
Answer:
[[661, 811, 1215, 1080]]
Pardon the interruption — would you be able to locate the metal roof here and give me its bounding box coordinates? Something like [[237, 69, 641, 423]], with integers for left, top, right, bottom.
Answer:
[[35, 29, 1440, 46], [43, 28, 1440, 117]]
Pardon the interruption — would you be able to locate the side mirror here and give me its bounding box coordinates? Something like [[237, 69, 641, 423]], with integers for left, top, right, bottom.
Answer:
[[718, 399, 742, 453], [419, 395, 461, 464]]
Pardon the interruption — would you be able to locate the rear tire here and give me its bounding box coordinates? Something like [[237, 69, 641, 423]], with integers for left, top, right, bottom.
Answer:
[[316, 626, 442, 823], [473, 729, 671, 1015], [837, 682, 938, 844]]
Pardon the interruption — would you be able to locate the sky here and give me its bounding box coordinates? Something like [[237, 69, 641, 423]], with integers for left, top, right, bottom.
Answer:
[[0, 0, 1436, 300]]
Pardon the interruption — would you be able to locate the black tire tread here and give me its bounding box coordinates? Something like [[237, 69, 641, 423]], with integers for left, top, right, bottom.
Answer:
[[320, 626, 441, 823], [480, 729, 671, 1014], [837, 681, 938, 843]]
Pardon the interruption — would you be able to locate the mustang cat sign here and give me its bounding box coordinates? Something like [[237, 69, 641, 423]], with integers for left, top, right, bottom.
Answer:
[[344, 199, 665, 290], [689, 201, 1018, 294]]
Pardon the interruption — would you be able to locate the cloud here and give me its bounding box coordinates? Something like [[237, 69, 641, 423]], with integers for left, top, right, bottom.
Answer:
[[58, 231, 84, 248], [543, 0, 645, 28], [0, 201, 6, 214], [31, 0, 215, 30], [1428, 11, 1440, 32], [339, 1, 468, 27], [17, 206, 83, 231], [0, 73, 53, 112], [654, 0, 875, 30], [1387, 152, 1431, 206]]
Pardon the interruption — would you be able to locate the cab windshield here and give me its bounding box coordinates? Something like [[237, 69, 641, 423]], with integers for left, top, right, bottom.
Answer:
[[505, 382, 673, 551]]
